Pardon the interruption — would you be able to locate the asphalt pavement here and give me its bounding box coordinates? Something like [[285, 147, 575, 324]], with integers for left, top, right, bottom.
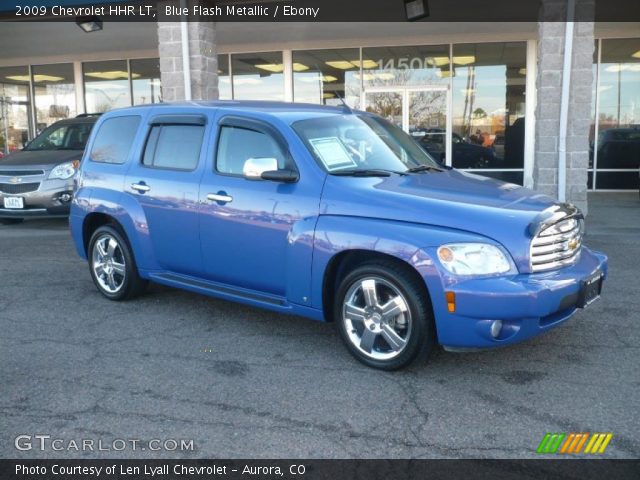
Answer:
[[1, 193, 639, 459]]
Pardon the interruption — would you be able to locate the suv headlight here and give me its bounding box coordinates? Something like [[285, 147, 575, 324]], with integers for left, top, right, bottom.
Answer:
[[437, 243, 511, 276], [49, 161, 78, 180]]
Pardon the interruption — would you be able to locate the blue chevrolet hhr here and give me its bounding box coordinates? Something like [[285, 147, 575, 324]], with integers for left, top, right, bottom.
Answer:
[[69, 101, 607, 370]]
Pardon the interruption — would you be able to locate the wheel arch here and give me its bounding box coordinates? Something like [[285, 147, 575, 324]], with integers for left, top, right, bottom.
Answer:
[[82, 212, 122, 256], [321, 249, 434, 324]]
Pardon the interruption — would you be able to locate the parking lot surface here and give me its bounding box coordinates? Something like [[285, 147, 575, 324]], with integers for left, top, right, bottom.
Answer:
[[1, 193, 639, 459]]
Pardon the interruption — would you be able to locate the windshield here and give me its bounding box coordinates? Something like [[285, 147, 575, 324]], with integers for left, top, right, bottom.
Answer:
[[25, 122, 93, 151], [292, 114, 441, 174]]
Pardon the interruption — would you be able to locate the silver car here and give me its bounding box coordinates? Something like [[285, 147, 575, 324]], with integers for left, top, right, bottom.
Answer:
[[0, 115, 98, 224]]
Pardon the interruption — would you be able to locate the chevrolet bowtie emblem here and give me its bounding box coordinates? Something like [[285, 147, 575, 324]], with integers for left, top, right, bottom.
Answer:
[[9, 177, 22, 184]]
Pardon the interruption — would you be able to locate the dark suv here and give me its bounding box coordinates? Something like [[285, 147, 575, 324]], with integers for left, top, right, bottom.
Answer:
[[0, 114, 99, 224]]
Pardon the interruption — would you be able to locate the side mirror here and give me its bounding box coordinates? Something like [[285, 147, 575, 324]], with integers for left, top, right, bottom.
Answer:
[[261, 169, 299, 183], [243, 157, 278, 179]]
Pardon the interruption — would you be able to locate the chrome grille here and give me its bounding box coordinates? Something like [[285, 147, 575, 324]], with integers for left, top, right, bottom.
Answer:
[[0, 182, 40, 194], [0, 170, 45, 176], [530, 214, 583, 272]]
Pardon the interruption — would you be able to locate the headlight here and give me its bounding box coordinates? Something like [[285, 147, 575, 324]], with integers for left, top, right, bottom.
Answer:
[[48, 161, 78, 180], [437, 243, 511, 276]]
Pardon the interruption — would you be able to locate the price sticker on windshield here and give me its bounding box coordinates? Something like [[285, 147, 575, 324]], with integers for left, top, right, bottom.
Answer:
[[309, 137, 357, 171]]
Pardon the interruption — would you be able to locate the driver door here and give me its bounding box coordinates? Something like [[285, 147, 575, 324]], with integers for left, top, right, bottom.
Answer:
[[198, 116, 309, 297]]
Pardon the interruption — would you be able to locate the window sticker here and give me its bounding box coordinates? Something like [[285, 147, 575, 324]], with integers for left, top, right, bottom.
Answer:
[[309, 137, 357, 171]]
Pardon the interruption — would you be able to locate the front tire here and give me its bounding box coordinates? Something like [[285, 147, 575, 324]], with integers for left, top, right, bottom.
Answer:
[[334, 261, 436, 370], [88, 225, 148, 301]]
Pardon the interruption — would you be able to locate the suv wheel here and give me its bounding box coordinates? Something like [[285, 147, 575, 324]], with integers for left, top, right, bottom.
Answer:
[[334, 261, 435, 370], [88, 225, 148, 301]]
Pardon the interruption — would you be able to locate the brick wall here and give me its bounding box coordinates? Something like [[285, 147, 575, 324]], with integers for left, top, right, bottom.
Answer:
[[157, 20, 218, 102]]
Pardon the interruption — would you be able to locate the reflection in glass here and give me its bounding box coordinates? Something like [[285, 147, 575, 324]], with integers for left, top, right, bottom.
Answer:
[[131, 58, 162, 105], [293, 49, 360, 108], [231, 52, 284, 101], [589, 40, 599, 188], [218, 55, 231, 100], [594, 38, 640, 189], [452, 42, 527, 171], [32, 63, 76, 132], [365, 92, 402, 128], [0, 66, 32, 156], [83, 60, 131, 113], [361, 45, 450, 88]]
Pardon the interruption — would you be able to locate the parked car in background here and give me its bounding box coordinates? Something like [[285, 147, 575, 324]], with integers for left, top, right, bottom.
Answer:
[[0, 114, 99, 224], [412, 128, 497, 168], [590, 127, 640, 169], [71, 101, 607, 370]]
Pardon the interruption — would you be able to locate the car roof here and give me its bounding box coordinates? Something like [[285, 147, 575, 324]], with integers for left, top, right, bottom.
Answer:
[[102, 100, 363, 124], [53, 116, 99, 125]]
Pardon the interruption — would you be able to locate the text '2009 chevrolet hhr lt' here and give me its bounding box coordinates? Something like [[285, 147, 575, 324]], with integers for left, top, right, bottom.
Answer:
[[69, 101, 607, 370]]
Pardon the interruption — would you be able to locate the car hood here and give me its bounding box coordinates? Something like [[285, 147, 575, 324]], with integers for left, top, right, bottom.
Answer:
[[321, 169, 558, 273], [0, 149, 82, 170]]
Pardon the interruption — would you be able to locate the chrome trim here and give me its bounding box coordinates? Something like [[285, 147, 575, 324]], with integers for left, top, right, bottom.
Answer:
[[130, 183, 150, 193], [529, 205, 584, 273], [207, 193, 233, 203]]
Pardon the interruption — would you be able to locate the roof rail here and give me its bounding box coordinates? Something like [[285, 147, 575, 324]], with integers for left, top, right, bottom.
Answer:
[[76, 113, 103, 118]]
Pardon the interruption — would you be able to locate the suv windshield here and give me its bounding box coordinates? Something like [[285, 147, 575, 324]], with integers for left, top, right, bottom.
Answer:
[[292, 114, 441, 174], [25, 122, 93, 151]]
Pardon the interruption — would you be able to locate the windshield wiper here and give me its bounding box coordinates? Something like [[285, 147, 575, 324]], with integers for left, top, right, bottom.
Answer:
[[406, 165, 444, 173], [331, 169, 407, 177]]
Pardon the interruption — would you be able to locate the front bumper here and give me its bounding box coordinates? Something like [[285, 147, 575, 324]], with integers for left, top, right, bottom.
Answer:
[[431, 246, 608, 348], [0, 178, 74, 218]]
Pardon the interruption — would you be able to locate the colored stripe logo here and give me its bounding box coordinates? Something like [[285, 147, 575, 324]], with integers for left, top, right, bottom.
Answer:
[[537, 433, 613, 454]]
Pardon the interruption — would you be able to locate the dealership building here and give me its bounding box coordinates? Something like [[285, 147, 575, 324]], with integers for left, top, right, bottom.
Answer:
[[0, 12, 639, 212]]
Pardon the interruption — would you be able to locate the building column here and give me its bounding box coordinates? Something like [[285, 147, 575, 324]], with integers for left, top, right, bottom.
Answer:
[[157, 7, 218, 101], [533, 1, 594, 214]]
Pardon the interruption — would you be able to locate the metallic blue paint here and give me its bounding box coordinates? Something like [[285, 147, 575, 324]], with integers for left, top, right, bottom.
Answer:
[[70, 101, 608, 350]]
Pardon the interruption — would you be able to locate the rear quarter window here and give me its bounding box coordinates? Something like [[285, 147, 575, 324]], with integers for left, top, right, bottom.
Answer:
[[89, 115, 141, 164]]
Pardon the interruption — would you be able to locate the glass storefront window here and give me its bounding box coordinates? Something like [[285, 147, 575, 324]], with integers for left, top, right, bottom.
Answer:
[[218, 54, 231, 100], [452, 42, 527, 177], [32, 63, 76, 132], [130, 58, 162, 105], [292, 49, 361, 107], [361, 45, 451, 88], [83, 60, 131, 113], [593, 38, 640, 189], [231, 52, 284, 101], [0, 66, 32, 156]]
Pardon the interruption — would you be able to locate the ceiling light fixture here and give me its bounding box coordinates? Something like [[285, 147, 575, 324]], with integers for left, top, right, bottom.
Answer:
[[76, 16, 103, 33], [405, 0, 429, 21]]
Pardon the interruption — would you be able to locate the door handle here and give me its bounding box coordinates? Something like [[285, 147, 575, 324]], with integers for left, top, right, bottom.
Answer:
[[207, 193, 233, 204], [131, 182, 150, 193]]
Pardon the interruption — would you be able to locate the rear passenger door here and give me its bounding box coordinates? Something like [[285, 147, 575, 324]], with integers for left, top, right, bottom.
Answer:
[[125, 114, 208, 276]]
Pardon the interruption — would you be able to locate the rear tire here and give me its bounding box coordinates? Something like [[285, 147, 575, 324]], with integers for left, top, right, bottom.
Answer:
[[0, 218, 24, 225], [334, 260, 436, 370], [88, 225, 148, 301]]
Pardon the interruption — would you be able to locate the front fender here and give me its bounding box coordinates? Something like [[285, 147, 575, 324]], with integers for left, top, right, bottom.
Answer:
[[310, 215, 491, 313]]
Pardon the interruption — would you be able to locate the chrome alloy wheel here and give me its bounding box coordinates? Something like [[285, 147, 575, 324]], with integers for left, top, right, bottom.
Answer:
[[91, 234, 126, 294], [342, 276, 412, 361]]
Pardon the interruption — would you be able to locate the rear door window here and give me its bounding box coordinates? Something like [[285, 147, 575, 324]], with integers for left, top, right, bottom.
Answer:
[[89, 116, 141, 164], [143, 124, 204, 171]]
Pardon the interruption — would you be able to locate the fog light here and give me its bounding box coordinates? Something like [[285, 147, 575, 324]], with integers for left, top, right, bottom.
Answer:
[[59, 193, 73, 203], [490, 320, 503, 339]]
